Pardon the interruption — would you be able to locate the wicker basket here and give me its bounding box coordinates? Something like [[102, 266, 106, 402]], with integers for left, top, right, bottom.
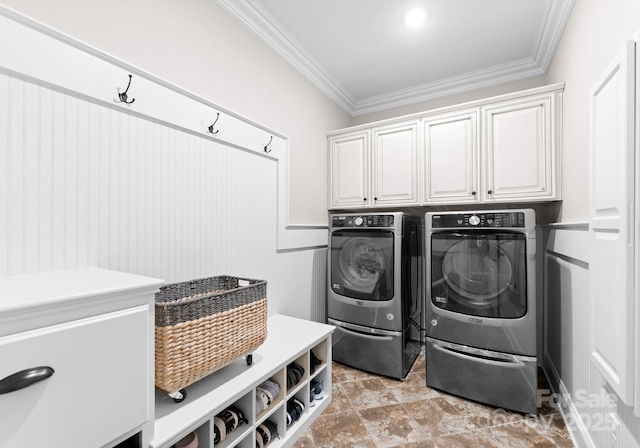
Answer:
[[154, 275, 268, 393]]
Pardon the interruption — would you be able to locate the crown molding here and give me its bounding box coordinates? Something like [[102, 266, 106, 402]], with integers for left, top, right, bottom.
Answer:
[[215, 0, 356, 112], [350, 57, 544, 116], [215, 0, 575, 117]]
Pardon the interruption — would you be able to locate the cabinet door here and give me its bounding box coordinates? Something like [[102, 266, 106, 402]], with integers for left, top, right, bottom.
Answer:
[[0, 307, 150, 448], [328, 131, 370, 208], [482, 94, 558, 201], [423, 110, 479, 204], [372, 121, 419, 206], [589, 40, 636, 406]]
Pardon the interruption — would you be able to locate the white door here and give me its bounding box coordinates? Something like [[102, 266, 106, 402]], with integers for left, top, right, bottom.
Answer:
[[328, 130, 370, 208], [482, 94, 555, 201], [589, 39, 636, 406], [423, 110, 479, 204], [372, 121, 419, 206]]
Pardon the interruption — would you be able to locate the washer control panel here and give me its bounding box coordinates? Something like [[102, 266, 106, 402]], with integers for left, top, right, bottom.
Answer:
[[331, 215, 395, 228], [431, 212, 525, 228]]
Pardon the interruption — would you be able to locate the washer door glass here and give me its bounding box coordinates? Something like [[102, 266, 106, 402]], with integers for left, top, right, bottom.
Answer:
[[331, 230, 394, 301], [431, 232, 527, 318]]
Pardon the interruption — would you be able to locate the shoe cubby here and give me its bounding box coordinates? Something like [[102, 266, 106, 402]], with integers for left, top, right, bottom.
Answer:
[[151, 315, 334, 448], [227, 434, 254, 448], [212, 393, 253, 448], [256, 370, 285, 423], [165, 420, 209, 448], [285, 393, 306, 430], [255, 418, 280, 448], [309, 370, 327, 410], [285, 353, 308, 398], [309, 340, 328, 378]]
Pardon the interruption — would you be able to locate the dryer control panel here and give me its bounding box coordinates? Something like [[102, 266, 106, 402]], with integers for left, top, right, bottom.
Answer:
[[431, 212, 525, 228], [331, 215, 394, 228]]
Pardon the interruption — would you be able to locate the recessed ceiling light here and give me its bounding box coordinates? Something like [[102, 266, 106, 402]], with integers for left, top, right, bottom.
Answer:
[[404, 8, 428, 28]]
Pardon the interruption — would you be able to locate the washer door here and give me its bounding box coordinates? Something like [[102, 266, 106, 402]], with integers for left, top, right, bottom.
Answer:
[[331, 230, 394, 301], [431, 231, 526, 318]]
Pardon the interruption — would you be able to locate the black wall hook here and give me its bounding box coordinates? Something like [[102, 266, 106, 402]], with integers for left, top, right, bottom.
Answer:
[[208, 113, 220, 134], [264, 136, 273, 153], [118, 74, 135, 104]]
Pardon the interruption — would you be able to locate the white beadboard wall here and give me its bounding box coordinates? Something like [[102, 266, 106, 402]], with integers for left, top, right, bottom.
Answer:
[[543, 225, 640, 448], [0, 70, 327, 322]]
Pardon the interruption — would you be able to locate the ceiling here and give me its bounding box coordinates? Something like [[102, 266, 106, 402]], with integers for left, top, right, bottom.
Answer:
[[215, 0, 575, 116]]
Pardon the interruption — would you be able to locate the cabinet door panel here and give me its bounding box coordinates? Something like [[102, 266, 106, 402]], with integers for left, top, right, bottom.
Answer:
[[483, 95, 554, 201], [329, 131, 369, 208], [373, 122, 419, 206], [0, 307, 149, 448], [423, 110, 478, 203]]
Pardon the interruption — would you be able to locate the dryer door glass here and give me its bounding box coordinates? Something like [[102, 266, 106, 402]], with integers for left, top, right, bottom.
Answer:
[[431, 231, 526, 318], [331, 230, 394, 301]]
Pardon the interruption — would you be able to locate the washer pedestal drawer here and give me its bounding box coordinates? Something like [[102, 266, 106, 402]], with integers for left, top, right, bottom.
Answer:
[[330, 318, 419, 380]]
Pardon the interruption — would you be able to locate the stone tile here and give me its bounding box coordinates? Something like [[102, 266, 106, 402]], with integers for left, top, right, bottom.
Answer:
[[358, 402, 431, 447], [440, 393, 523, 428], [385, 372, 441, 404], [402, 397, 477, 438], [292, 430, 315, 448], [525, 413, 575, 448], [410, 349, 426, 378], [477, 422, 557, 448], [431, 431, 500, 447], [387, 441, 438, 448], [340, 378, 398, 410], [309, 410, 376, 448], [322, 383, 354, 415], [377, 374, 408, 388], [332, 361, 379, 384], [308, 348, 574, 448]]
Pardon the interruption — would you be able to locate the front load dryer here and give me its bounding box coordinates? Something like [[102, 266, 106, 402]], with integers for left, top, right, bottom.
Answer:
[[425, 209, 538, 414]]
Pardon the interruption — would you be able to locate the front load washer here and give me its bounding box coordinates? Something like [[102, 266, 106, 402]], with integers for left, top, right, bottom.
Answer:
[[425, 209, 537, 414], [327, 212, 421, 379]]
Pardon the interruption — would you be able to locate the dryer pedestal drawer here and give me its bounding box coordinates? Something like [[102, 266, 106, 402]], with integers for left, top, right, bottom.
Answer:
[[0, 307, 149, 448], [426, 337, 537, 415]]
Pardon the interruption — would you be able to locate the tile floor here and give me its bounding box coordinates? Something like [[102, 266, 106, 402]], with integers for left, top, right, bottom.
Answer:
[[293, 347, 574, 448]]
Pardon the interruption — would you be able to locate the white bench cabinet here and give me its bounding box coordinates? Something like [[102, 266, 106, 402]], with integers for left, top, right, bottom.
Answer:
[[0, 268, 164, 448]]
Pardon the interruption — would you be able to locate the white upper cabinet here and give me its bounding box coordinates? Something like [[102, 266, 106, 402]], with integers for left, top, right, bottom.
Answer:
[[328, 84, 563, 209], [482, 93, 560, 202], [372, 121, 420, 206], [328, 121, 419, 209], [328, 130, 370, 208], [423, 109, 479, 204]]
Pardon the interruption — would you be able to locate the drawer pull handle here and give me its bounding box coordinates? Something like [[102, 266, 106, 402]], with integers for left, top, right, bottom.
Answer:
[[0, 366, 55, 394]]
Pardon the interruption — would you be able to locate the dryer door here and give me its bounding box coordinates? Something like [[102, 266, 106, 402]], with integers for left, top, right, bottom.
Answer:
[[330, 230, 394, 301], [430, 231, 527, 318]]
